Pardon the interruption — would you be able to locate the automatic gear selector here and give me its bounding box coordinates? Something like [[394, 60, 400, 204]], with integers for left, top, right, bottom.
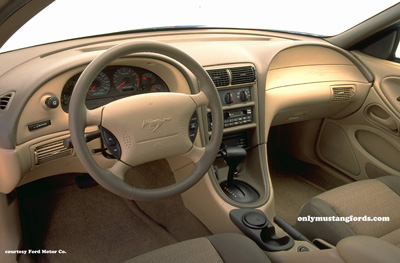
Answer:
[[220, 146, 259, 203]]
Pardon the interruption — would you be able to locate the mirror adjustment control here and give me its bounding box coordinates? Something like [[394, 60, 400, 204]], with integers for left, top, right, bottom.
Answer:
[[100, 127, 121, 159]]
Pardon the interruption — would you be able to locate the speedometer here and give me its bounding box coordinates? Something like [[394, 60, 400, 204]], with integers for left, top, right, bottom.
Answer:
[[113, 67, 139, 93], [87, 72, 111, 98]]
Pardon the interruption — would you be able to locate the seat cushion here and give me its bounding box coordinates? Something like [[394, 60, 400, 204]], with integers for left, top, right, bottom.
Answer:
[[295, 176, 400, 247], [124, 233, 271, 263]]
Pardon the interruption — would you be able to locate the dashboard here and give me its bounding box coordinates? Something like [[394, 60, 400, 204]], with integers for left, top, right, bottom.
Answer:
[[0, 29, 373, 195], [0, 29, 381, 256], [61, 65, 169, 112]]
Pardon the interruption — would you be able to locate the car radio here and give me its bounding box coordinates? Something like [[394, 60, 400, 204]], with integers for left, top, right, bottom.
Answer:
[[208, 107, 253, 131]]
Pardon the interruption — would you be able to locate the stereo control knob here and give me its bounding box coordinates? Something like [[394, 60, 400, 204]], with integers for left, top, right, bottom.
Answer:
[[240, 91, 249, 102], [224, 92, 234, 104]]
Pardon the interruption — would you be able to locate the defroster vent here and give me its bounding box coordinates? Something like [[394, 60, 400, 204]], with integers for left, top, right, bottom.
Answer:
[[34, 140, 73, 165]]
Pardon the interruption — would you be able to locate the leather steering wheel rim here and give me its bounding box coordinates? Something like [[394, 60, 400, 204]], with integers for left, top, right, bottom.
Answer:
[[69, 40, 223, 201]]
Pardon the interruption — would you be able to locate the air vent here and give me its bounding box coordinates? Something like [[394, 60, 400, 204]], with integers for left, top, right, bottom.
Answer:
[[331, 86, 355, 102], [34, 140, 72, 165], [230, 66, 256, 85], [207, 69, 230, 87], [0, 92, 15, 111], [207, 66, 256, 87]]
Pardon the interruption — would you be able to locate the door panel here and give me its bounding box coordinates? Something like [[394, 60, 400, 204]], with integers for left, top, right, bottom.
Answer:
[[317, 53, 400, 180], [381, 77, 400, 115], [364, 104, 399, 135]]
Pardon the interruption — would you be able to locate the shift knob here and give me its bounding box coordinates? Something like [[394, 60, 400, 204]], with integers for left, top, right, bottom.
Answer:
[[221, 146, 247, 168], [221, 146, 247, 186]]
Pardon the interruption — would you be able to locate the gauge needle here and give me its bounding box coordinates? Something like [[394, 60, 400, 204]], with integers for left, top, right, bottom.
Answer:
[[88, 85, 96, 94], [117, 82, 125, 89]]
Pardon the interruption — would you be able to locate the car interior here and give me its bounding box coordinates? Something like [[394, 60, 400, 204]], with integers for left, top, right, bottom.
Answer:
[[1, 0, 400, 262]]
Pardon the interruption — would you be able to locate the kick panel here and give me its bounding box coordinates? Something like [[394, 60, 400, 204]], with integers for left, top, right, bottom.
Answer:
[[318, 122, 360, 176]]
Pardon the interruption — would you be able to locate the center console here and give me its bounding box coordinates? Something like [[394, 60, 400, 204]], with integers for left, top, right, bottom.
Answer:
[[206, 65, 266, 205]]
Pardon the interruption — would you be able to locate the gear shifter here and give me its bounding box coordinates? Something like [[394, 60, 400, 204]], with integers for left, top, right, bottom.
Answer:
[[221, 147, 246, 186], [219, 147, 259, 203]]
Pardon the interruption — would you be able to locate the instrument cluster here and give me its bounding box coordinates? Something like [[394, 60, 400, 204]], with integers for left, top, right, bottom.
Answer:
[[61, 65, 169, 112]]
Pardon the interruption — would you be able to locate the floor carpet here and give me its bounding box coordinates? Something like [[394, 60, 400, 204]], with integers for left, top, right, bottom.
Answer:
[[18, 160, 211, 263], [269, 165, 323, 226]]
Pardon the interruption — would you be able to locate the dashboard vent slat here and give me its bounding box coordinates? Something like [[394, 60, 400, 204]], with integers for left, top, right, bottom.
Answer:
[[34, 140, 72, 165], [331, 86, 355, 102], [230, 66, 256, 85], [207, 69, 230, 87], [0, 92, 15, 111]]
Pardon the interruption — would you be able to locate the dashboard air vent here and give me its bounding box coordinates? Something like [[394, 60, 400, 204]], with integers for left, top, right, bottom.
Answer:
[[331, 86, 355, 102], [230, 66, 256, 85], [207, 69, 230, 87], [0, 92, 15, 111], [34, 140, 73, 165]]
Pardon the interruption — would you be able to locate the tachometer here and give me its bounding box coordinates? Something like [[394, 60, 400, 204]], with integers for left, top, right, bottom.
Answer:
[[113, 67, 139, 93], [87, 72, 111, 98]]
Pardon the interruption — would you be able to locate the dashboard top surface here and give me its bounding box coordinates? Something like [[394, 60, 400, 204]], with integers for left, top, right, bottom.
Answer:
[[0, 29, 371, 150]]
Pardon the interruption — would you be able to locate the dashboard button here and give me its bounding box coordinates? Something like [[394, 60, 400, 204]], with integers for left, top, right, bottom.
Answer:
[[100, 127, 121, 159]]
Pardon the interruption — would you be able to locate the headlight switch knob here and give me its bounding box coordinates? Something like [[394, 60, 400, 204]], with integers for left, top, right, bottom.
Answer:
[[45, 96, 60, 109]]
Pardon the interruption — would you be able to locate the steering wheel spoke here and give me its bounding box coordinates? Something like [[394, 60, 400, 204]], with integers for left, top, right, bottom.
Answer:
[[108, 160, 131, 180], [86, 107, 103, 126], [183, 145, 206, 164], [190, 91, 209, 107]]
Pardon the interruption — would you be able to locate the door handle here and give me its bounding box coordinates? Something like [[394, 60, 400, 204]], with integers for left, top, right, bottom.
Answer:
[[370, 112, 398, 132]]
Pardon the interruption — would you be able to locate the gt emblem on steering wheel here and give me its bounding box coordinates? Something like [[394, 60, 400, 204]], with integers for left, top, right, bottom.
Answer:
[[142, 118, 172, 132]]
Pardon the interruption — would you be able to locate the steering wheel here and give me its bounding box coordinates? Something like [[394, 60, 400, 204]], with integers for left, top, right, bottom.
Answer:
[[69, 41, 223, 201]]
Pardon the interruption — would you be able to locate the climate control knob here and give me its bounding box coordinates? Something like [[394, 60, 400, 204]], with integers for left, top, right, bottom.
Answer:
[[240, 91, 249, 102], [224, 92, 234, 104]]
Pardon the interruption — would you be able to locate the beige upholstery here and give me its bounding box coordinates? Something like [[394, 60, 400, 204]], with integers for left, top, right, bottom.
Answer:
[[125, 237, 223, 263], [125, 233, 271, 263], [296, 176, 400, 247]]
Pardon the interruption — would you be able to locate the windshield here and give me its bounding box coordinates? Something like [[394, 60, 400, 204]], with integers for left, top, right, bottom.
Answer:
[[1, 0, 399, 53]]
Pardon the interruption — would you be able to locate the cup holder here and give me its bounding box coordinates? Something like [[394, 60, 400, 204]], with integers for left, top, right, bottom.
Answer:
[[230, 209, 294, 251], [260, 225, 293, 250]]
